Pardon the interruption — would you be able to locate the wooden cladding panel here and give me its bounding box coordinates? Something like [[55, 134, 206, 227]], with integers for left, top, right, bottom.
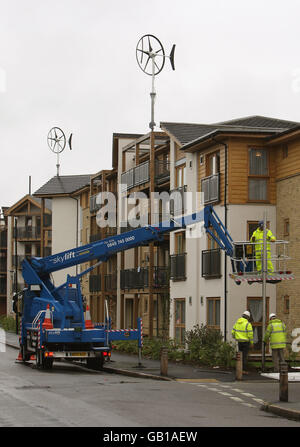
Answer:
[[275, 140, 300, 180]]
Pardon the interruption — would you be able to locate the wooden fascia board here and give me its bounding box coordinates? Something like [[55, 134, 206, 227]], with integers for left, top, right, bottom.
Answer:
[[265, 129, 300, 146], [182, 132, 274, 153], [6, 194, 47, 216]]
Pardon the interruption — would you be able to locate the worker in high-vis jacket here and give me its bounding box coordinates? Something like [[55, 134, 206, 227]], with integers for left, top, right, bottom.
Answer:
[[264, 313, 287, 373], [232, 311, 254, 374], [250, 221, 276, 272]]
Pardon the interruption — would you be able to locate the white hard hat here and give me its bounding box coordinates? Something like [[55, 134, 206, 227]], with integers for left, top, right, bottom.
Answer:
[[243, 311, 250, 318], [269, 313, 276, 319]]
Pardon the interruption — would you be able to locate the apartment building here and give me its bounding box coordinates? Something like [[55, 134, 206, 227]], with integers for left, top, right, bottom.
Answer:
[[157, 115, 300, 351], [34, 174, 91, 287], [5, 195, 52, 315], [116, 131, 171, 337]]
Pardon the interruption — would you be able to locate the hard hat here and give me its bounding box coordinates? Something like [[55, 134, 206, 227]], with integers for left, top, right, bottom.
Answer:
[[269, 313, 276, 319], [243, 311, 250, 318], [258, 220, 264, 227]]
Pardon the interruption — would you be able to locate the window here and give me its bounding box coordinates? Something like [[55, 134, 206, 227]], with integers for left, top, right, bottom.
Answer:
[[207, 152, 220, 176], [175, 231, 186, 254], [284, 219, 290, 237], [283, 295, 290, 314], [248, 148, 269, 201], [125, 299, 134, 328], [175, 164, 186, 187], [207, 298, 220, 329], [247, 221, 269, 240], [174, 298, 185, 344]]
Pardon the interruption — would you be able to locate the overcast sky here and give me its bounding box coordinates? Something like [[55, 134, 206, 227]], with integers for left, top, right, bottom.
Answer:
[[1, 0, 300, 206]]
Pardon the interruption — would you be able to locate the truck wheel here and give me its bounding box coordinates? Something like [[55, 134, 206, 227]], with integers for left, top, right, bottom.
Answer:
[[86, 356, 104, 370], [35, 350, 53, 370]]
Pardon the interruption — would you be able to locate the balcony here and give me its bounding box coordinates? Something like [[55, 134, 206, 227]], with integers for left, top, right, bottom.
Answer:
[[90, 194, 101, 214], [89, 275, 101, 292], [202, 249, 222, 279], [121, 161, 150, 192], [121, 268, 148, 290], [201, 173, 220, 204], [15, 227, 41, 240], [170, 253, 186, 281], [120, 266, 169, 290], [155, 160, 170, 185]]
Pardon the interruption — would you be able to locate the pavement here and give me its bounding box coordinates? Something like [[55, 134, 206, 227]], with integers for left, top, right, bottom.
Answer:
[[3, 330, 300, 422]]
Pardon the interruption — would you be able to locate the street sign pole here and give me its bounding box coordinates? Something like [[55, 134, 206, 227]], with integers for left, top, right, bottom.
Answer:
[[262, 210, 267, 372]]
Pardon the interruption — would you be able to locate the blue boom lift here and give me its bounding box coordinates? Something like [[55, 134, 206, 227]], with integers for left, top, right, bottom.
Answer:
[[15, 205, 293, 369]]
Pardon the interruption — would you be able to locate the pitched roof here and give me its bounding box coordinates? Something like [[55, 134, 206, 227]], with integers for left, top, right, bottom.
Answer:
[[34, 175, 92, 197], [160, 115, 300, 150], [215, 115, 299, 129]]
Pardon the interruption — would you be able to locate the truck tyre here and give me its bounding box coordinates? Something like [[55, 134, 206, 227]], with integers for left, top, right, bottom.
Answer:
[[36, 349, 53, 370], [86, 355, 104, 370]]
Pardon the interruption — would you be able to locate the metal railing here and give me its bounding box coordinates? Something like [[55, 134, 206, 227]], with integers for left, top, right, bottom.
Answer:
[[201, 173, 220, 204], [170, 253, 186, 281], [202, 249, 222, 278], [231, 240, 291, 275], [120, 266, 169, 290], [89, 275, 101, 292], [155, 160, 170, 185], [15, 227, 41, 239]]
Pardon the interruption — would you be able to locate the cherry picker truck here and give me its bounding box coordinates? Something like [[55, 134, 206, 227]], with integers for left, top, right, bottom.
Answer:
[[15, 205, 293, 369]]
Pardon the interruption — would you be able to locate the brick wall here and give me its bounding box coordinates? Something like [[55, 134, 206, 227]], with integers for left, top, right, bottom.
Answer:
[[276, 175, 300, 350]]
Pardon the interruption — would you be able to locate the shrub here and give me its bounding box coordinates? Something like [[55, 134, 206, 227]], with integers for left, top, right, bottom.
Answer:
[[0, 315, 17, 332], [185, 324, 235, 368]]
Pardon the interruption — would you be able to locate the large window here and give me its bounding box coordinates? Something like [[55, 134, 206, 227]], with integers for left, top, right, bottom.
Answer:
[[207, 297, 220, 329], [248, 148, 269, 201], [174, 298, 185, 344]]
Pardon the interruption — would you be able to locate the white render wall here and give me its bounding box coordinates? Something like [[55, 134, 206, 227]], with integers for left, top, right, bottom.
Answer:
[[52, 197, 78, 286]]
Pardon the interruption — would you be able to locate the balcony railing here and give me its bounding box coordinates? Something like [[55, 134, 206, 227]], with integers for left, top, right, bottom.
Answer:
[[121, 268, 148, 290], [120, 267, 169, 290], [90, 194, 102, 214], [15, 227, 41, 239], [121, 161, 150, 192], [155, 160, 170, 185], [201, 173, 220, 204], [202, 249, 222, 278], [170, 253, 186, 281], [105, 273, 117, 291], [89, 275, 101, 292]]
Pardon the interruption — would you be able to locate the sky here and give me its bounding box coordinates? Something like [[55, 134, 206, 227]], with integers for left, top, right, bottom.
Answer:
[[1, 0, 300, 206]]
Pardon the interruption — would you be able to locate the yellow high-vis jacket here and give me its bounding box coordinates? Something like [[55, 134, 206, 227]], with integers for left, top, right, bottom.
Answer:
[[232, 317, 254, 344]]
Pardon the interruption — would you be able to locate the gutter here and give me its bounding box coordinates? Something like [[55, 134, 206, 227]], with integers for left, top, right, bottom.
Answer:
[[212, 137, 228, 342]]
